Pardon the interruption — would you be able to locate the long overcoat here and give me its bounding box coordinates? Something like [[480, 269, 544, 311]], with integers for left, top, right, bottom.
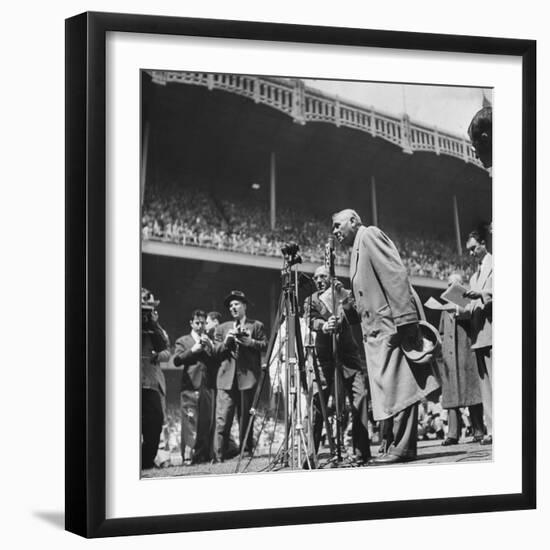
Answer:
[[437, 312, 482, 409], [348, 225, 440, 420]]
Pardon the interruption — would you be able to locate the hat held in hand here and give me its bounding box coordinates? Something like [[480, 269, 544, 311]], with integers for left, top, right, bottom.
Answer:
[[401, 321, 441, 365]]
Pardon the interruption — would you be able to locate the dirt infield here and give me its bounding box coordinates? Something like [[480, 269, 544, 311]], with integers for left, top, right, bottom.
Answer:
[[141, 439, 492, 479]]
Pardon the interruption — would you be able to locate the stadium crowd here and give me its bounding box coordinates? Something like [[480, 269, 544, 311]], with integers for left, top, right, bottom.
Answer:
[[142, 185, 475, 281]]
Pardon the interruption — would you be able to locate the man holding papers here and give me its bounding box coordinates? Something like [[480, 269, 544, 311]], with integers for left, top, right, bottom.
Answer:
[[436, 274, 486, 446]]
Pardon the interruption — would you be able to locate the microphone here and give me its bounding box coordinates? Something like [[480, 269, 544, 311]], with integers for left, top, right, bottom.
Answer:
[[325, 236, 335, 276]]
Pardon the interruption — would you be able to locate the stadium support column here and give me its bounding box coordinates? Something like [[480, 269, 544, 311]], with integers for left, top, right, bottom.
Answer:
[[270, 152, 277, 230], [371, 176, 378, 226], [453, 195, 463, 256]]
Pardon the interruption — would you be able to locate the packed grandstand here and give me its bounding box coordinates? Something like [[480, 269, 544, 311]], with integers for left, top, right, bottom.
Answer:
[[142, 184, 476, 281]]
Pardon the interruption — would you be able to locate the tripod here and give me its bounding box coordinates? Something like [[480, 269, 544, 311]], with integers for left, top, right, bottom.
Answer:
[[235, 254, 334, 472]]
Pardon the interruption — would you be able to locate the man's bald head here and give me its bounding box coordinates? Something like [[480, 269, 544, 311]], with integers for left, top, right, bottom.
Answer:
[[313, 265, 330, 292], [332, 209, 363, 247]]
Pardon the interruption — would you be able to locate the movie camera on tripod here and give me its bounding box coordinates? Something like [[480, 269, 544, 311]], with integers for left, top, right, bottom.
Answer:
[[280, 241, 302, 267], [235, 240, 336, 473]]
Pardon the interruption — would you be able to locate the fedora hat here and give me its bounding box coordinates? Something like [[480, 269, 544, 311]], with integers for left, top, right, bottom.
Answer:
[[223, 290, 248, 309], [401, 321, 441, 365]]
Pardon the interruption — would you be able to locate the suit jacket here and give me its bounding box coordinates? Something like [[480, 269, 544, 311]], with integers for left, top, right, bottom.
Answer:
[[173, 332, 217, 391], [213, 318, 267, 390], [466, 252, 493, 349], [307, 291, 364, 378], [347, 225, 440, 420]]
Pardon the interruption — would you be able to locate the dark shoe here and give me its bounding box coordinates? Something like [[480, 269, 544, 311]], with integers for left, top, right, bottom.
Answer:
[[441, 437, 458, 446], [480, 435, 493, 446], [368, 453, 414, 466], [471, 434, 484, 443], [351, 453, 371, 466], [224, 447, 240, 460]]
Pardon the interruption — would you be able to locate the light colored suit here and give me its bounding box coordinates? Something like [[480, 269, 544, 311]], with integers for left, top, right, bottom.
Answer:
[[348, 225, 440, 421], [465, 252, 493, 435], [467, 252, 493, 349]]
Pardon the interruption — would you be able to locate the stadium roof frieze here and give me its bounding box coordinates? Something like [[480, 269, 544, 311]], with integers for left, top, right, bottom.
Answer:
[[147, 70, 487, 172]]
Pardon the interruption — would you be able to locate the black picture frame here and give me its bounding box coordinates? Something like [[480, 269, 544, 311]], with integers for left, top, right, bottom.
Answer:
[[65, 11, 536, 538]]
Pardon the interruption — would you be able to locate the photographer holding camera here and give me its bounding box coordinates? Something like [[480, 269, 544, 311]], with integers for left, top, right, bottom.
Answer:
[[141, 288, 171, 469], [212, 290, 267, 461]]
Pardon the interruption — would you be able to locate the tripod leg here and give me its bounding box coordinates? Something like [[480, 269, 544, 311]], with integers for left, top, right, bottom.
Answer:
[[235, 292, 286, 473], [310, 353, 336, 456]]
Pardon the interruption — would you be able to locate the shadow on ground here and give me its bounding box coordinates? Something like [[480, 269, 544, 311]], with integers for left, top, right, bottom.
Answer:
[[33, 511, 65, 530]]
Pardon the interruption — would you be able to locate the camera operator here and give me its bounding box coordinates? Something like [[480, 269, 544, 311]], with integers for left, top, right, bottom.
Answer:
[[306, 266, 371, 464], [141, 288, 171, 469]]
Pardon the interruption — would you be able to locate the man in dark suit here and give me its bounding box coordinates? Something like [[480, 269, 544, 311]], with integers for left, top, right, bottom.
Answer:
[[332, 209, 440, 465], [212, 290, 267, 461], [173, 309, 217, 464], [307, 266, 371, 463]]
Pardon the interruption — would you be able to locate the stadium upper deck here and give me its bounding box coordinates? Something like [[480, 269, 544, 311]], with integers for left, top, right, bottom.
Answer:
[[141, 71, 491, 286]]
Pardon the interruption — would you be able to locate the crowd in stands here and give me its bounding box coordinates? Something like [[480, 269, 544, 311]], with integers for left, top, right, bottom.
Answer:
[[142, 185, 475, 281]]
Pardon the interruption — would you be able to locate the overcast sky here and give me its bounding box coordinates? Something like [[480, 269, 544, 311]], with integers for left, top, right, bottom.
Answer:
[[307, 79, 492, 138]]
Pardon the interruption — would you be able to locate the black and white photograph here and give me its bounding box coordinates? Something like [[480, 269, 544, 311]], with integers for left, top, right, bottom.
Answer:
[[140, 71, 494, 478]]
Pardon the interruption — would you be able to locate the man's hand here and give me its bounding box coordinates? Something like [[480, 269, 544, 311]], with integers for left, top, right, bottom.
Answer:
[[191, 341, 203, 353], [236, 334, 254, 347], [322, 315, 339, 334], [464, 289, 492, 303], [199, 334, 213, 354], [224, 329, 237, 343]]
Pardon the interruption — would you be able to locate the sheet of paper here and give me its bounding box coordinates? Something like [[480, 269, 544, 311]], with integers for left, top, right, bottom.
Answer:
[[424, 296, 456, 311], [440, 282, 472, 308]]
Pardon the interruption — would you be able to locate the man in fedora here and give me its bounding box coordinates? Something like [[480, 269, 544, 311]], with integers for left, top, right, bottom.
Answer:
[[331, 209, 440, 464], [212, 290, 267, 461]]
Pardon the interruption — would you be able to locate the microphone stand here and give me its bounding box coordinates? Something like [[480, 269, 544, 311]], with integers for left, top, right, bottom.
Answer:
[[326, 237, 343, 462]]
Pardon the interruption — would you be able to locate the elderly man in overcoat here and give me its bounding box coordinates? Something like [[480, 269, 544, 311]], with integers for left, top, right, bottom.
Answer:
[[332, 209, 440, 464]]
